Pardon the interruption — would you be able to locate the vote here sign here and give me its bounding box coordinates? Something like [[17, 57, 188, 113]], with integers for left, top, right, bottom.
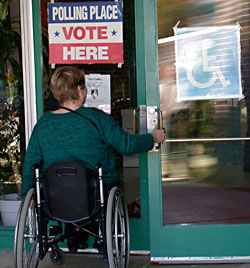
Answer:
[[48, 2, 123, 64]]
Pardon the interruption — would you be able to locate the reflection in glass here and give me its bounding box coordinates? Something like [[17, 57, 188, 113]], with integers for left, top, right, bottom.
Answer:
[[162, 141, 250, 225], [158, 0, 250, 225], [0, 1, 24, 226]]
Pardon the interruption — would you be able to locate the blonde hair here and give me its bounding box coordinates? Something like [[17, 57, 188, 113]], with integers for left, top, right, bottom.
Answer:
[[50, 66, 85, 104]]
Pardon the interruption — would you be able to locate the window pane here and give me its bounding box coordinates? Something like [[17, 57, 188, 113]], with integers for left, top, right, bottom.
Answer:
[[158, 0, 250, 225], [0, 0, 24, 226]]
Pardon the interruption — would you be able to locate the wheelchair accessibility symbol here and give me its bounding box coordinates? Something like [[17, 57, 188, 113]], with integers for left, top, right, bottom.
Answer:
[[186, 38, 231, 89], [175, 25, 241, 101]]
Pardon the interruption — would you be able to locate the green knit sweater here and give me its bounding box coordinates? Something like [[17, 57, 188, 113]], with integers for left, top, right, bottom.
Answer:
[[21, 107, 154, 198]]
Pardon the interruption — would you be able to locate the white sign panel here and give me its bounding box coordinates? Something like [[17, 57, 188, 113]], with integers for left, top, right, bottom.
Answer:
[[85, 74, 111, 113], [48, 2, 123, 64], [175, 25, 242, 101]]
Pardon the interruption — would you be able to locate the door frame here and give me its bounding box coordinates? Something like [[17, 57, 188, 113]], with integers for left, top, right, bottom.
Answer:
[[27, 0, 151, 252], [0, 0, 151, 252], [134, 0, 163, 257], [137, 0, 250, 263], [131, 0, 159, 252]]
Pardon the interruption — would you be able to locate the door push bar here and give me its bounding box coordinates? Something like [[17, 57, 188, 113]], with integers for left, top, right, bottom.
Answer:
[[133, 105, 164, 151]]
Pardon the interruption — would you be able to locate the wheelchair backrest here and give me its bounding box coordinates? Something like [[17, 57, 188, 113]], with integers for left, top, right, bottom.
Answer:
[[42, 160, 99, 223]]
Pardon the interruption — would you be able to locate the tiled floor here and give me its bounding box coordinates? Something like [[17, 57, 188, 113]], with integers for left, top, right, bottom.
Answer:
[[2, 250, 250, 268]]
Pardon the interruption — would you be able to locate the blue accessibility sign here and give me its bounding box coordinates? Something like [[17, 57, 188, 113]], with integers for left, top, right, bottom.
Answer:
[[174, 25, 242, 101]]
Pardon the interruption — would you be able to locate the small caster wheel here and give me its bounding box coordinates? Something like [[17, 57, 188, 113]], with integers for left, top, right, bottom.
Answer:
[[50, 248, 65, 265]]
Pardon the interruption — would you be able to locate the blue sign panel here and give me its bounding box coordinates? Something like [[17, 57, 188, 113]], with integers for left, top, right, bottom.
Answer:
[[48, 1, 122, 23], [174, 25, 242, 101]]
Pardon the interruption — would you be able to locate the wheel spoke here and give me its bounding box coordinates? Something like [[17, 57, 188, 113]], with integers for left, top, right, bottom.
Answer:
[[14, 189, 40, 268], [106, 187, 130, 268]]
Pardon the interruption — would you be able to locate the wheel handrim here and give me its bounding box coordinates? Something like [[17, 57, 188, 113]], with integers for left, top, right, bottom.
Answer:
[[106, 187, 130, 268], [23, 207, 39, 267], [114, 195, 126, 268], [14, 189, 39, 268]]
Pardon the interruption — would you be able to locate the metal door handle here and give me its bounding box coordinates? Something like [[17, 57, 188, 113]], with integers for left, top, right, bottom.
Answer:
[[139, 105, 164, 151], [155, 109, 165, 150]]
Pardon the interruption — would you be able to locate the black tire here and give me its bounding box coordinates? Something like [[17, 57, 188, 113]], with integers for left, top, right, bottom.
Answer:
[[121, 194, 130, 268], [50, 247, 65, 265], [14, 188, 39, 268], [106, 187, 130, 268]]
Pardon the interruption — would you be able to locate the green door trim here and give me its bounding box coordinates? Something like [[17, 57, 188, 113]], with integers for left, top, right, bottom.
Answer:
[[129, 0, 152, 251], [32, 0, 44, 120], [132, 0, 161, 252]]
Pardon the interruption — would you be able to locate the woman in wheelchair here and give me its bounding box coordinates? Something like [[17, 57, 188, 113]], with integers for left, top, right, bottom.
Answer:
[[15, 66, 165, 268]]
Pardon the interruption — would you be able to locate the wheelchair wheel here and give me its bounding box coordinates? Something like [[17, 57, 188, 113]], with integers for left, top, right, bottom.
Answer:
[[14, 188, 39, 268], [106, 187, 130, 268]]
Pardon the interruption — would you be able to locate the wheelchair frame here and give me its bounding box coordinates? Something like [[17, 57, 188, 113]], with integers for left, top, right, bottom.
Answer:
[[14, 163, 130, 268]]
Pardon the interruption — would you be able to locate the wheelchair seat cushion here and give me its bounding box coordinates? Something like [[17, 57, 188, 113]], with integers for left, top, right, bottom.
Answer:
[[42, 160, 98, 222]]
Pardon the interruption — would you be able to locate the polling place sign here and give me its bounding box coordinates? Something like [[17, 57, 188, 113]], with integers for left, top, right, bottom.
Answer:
[[48, 2, 123, 64]]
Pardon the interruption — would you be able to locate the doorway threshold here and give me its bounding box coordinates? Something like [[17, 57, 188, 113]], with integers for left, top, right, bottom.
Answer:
[[151, 256, 250, 264]]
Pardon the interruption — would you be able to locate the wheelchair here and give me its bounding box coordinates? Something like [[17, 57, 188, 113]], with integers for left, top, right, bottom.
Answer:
[[14, 160, 130, 268]]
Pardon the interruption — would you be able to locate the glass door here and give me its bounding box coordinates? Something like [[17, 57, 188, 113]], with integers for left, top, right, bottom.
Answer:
[[40, 0, 150, 251], [137, 0, 250, 263]]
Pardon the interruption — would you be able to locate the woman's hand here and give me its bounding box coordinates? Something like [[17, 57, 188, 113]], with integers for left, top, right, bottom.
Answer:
[[151, 128, 166, 143]]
